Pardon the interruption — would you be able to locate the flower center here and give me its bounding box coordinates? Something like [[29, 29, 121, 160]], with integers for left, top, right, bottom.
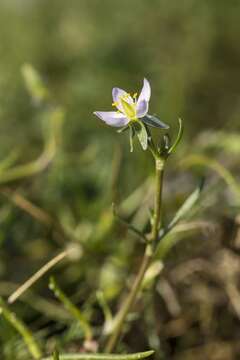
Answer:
[[112, 93, 138, 120]]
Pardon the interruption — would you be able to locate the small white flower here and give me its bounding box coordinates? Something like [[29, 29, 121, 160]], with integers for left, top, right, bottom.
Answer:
[[94, 78, 151, 127]]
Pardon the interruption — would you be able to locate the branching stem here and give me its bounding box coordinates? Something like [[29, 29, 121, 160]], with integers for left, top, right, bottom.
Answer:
[[104, 149, 165, 352]]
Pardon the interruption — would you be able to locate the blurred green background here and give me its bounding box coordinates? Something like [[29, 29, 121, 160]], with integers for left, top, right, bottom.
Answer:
[[0, 1, 240, 359]]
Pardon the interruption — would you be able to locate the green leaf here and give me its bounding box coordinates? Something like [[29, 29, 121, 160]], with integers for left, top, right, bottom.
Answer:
[[155, 179, 204, 259], [42, 350, 154, 360], [168, 118, 183, 155], [0, 297, 42, 359], [49, 277, 92, 340], [182, 154, 240, 200], [135, 122, 148, 151], [167, 178, 204, 230], [157, 179, 204, 244], [142, 114, 169, 129]]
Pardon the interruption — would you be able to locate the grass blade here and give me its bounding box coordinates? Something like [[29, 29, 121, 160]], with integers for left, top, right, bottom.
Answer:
[[49, 277, 92, 341], [0, 297, 42, 359], [42, 350, 154, 360], [155, 179, 204, 257]]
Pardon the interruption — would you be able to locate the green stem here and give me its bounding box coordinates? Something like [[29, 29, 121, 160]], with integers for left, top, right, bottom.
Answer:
[[150, 157, 165, 243], [104, 245, 152, 353], [104, 154, 165, 352]]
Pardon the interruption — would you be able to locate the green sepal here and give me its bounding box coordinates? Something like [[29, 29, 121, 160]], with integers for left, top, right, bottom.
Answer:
[[129, 125, 135, 152], [117, 125, 129, 133], [142, 114, 169, 129], [134, 121, 148, 151]]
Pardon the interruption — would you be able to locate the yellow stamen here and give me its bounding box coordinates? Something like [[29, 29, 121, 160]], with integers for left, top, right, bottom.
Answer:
[[120, 96, 136, 119], [122, 94, 130, 101], [112, 91, 138, 120]]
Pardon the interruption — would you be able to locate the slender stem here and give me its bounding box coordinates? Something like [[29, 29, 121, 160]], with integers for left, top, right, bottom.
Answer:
[[150, 157, 165, 243], [104, 245, 152, 353], [104, 155, 165, 352], [8, 251, 68, 304]]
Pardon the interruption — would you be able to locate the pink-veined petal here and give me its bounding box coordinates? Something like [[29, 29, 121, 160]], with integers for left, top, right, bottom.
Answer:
[[94, 111, 129, 127], [136, 99, 148, 118], [137, 78, 151, 103]]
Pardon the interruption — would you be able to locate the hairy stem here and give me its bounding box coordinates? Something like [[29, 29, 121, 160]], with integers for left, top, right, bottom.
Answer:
[[104, 155, 165, 352]]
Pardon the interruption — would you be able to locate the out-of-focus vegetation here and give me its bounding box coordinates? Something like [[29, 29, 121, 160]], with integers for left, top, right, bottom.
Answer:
[[0, 1, 240, 359]]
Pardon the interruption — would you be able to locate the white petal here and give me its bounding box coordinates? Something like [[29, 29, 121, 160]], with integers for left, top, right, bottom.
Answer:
[[112, 87, 127, 104], [138, 78, 151, 103], [94, 111, 129, 127], [112, 87, 133, 112], [136, 100, 148, 118]]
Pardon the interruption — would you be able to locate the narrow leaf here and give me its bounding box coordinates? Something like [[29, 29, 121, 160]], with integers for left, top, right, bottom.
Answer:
[[167, 178, 204, 230], [182, 154, 240, 199], [155, 179, 204, 258], [0, 297, 42, 359], [42, 350, 154, 360], [142, 114, 169, 129], [168, 118, 183, 154], [49, 277, 92, 340]]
